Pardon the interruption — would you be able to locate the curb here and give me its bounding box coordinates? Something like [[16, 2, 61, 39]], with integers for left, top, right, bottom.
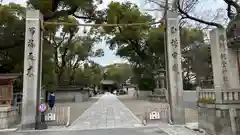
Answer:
[[184, 125, 206, 135], [16, 127, 67, 132], [0, 128, 19, 132]]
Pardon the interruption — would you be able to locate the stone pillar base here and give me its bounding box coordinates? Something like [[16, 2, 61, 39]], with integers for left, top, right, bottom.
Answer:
[[21, 123, 36, 130]]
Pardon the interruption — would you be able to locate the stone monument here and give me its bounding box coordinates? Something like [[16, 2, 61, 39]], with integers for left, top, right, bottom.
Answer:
[[210, 28, 240, 89], [21, 9, 43, 129], [166, 11, 185, 124]]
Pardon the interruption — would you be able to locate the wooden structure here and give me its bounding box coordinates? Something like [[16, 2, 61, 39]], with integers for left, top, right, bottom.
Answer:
[[100, 80, 118, 93], [0, 74, 20, 106]]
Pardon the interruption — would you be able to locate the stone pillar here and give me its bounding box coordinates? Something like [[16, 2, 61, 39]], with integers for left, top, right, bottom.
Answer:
[[166, 11, 185, 124], [21, 9, 43, 129], [229, 108, 237, 135], [160, 79, 165, 88], [156, 79, 159, 89], [228, 48, 240, 88], [210, 28, 236, 89]]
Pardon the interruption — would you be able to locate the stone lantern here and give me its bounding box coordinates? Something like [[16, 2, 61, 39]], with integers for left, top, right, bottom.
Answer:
[[153, 68, 166, 90]]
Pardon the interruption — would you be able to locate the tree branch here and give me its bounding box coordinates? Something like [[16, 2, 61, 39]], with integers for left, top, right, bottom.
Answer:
[[227, 4, 235, 20], [44, 6, 78, 21], [223, 0, 240, 13], [52, 0, 61, 12], [147, 0, 166, 9], [176, 0, 223, 28]]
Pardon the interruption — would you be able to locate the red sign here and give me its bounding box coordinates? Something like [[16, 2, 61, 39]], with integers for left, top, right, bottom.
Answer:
[[38, 103, 47, 112]]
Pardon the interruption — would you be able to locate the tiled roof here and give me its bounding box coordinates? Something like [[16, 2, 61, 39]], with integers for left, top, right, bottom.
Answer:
[[100, 80, 115, 85], [0, 73, 21, 80]]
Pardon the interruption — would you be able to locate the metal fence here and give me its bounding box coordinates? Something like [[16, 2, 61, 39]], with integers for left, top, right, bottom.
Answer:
[[0, 107, 21, 129], [45, 106, 70, 127], [144, 103, 170, 124]]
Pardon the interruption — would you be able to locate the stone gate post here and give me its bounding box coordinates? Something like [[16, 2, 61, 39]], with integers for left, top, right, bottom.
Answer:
[[166, 11, 185, 124], [21, 9, 43, 129], [228, 48, 240, 88], [209, 28, 238, 89]]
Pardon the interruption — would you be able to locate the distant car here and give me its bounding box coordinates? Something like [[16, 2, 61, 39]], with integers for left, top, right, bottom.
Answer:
[[118, 89, 127, 95]]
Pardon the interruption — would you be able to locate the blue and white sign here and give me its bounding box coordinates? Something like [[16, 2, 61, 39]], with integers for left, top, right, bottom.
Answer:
[[38, 103, 47, 112]]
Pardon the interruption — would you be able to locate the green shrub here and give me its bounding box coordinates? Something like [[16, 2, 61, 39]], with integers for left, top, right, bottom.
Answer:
[[199, 97, 215, 103], [138, 77, 155, 91]]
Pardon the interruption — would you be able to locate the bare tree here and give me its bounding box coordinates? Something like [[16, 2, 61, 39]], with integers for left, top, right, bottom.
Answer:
[[176, 0, 240, 28]]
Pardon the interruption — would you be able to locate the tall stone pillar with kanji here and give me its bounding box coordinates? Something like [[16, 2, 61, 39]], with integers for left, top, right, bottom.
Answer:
[[166, 11, 185, 124], [210, 28, 239, 90], [21, 9, 43, 129]]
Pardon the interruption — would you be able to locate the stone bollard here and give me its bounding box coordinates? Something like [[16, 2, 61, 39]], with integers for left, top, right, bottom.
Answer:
[[229, 108, 237, 135], [215, 86, 222, 104], [196, 86, 201, 102]]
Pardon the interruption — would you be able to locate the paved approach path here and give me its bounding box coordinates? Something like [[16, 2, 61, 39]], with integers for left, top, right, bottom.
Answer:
[[68, 93, 142, 130]]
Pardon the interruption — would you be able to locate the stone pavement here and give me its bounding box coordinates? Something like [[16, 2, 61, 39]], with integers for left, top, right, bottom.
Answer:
[[55, 96, 99, 124], [3, 125, 201, 135], [3, 93, 200, 135], [68, 93, 142, 130], [118, 95, 198, 123], [3, 127, 168, 135]]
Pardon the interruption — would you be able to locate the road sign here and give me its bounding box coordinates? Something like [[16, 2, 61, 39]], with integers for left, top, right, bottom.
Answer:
[[38, 103, 47, 113], [45, 113, 56, 121]]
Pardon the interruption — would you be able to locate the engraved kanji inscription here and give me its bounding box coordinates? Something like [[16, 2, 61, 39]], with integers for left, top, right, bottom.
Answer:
[[171, 26, 177, 34], [222, 61, 227, 68], [28, 39, 35, 47], [29, 27, 35, 35], [172, 52, 177, 58], [219, 35, 225, 48], [220, 53, 226, 60], [171, 38, 178, 48], [222, 68, 227, 73], [28, 52, 35, 60], [223, 76, 228, 81], [27, 66, 33, 76], [172, 64, 178, 71]]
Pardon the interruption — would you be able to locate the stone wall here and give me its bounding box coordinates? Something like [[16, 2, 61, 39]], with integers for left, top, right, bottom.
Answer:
[[183, 91, 196, 102], [134, 90, 197, 102], [55, 91, 89, 102], [235, 109, 240, 135], [126, 88, 135, 97], [0, 106, 20, 129], [136, 90, 152, 100], [198, 103, 239, 135], [198, 104, 217, 134]]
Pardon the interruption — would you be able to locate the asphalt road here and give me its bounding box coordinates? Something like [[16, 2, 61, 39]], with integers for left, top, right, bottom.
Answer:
[[4, 127, 168, 135]]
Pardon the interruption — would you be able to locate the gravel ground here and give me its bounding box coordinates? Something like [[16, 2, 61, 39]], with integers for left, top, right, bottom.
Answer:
[[55, 96, 100, 124], [118, 95, 198, 123]]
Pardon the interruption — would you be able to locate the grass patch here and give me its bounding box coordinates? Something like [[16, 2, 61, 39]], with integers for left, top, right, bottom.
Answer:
[[198, 97, 215, 103]]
